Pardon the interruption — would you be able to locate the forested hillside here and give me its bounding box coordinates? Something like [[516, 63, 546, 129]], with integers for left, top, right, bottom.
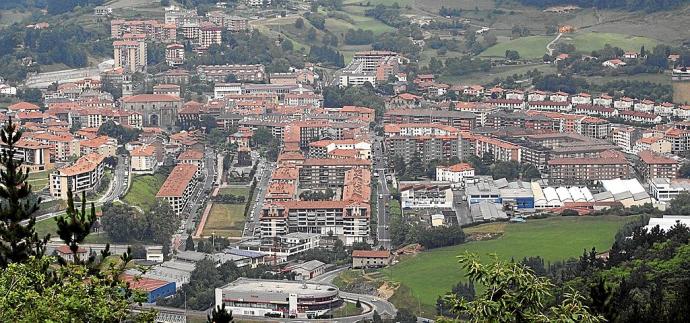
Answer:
[[0, 0, 106, 14], [518, 0, 688, 12]]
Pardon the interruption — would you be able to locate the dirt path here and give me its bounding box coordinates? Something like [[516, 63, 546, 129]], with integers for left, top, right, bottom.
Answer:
[[546, 32, 563, 56]]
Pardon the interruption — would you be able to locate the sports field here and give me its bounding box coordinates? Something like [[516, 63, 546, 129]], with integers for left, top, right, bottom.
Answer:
[[202, 186, 251, 237], [383, 216, 636, 312], [480, 36, 553, 59], [122, 174, 166, 211], [562, 32, 658, 53]]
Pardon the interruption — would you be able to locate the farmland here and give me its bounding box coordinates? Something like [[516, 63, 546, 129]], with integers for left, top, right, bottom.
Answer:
[[561, 32, 658, 54], [381, 216, 636, 316], [480, 36, 553, 59]]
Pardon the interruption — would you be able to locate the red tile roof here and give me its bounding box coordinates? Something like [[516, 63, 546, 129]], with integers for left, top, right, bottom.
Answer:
[[352, 250, 390, 258], [122, 94, 181, 103], [639, 150, 677, 165], [156, 164, 197, 197], [8, 102, 40, 111], [178, 149, 204, 160]]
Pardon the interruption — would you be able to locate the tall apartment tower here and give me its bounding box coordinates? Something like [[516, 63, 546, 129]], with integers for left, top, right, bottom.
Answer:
[[113, 40, 147, 73]]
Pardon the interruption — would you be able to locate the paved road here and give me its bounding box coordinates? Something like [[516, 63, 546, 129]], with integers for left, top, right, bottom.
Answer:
[[244, 156, 274, 238], [178, 146, 217, 244], [27, 154, 130, 225], [311, 267, 398, 319], [372, 136, 391, 250], [99, 155, 129, 203]]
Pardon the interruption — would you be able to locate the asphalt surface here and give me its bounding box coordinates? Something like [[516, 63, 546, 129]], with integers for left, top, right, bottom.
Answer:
[[310, 267, 398, 319], [372, 136, 391, 250], [28, 154, 130, 225], [99, 155, 129, 203], [174, 146, 217, 248], [244, 154, 273, 238]]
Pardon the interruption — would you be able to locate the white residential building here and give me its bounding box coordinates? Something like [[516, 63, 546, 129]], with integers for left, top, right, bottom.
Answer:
[[436, 163, 475, 185], [49, 153, 105, 200]]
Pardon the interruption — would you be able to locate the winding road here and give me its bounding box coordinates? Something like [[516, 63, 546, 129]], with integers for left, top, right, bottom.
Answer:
[[546, 33, 563, 56]]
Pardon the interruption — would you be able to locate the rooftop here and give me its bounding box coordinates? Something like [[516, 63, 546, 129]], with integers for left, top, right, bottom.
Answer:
[[156, 164, 198, 197], [218, 278, 338, 298], [352, 250, 390, 258]]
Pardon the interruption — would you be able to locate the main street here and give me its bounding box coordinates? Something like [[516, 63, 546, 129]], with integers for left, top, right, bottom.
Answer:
[[372, 136, 391, 250], [244, 153, 274, 238], [182, 145, 217, 234]]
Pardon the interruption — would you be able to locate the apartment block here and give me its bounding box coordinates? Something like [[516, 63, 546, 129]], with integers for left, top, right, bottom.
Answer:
[[197, 64, 266, 82], [638, 150, 679, 180], [436, 163, 475, 183], [383, 109, 476, 131], [610, 126, 642, 154], [548, 150, 631, 184], [156, 164, 199, 215], [260, 161, 371, 246], [50, 153, 105, 200], [114, 40, 147, 73], [198, 23, 222, 49], [131, 144, 158, 174], [473, 135, 521, 162]]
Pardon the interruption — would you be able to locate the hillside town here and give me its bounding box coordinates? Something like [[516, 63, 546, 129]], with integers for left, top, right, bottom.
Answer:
[[2, 0, 690, 322]]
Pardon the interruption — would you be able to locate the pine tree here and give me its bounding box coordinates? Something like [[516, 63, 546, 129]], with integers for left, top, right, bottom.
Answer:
[[55, 190, 98, 266], [208, 304, 234, 323], [0, 117, 49, 268], [186, 235, 195, 251], [372, 310, 383, 323]]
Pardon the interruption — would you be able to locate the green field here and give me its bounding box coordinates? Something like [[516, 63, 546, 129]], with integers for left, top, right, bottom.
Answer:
[[123, 174, 166, 211], [562, 32, 658, 54], [383, 216, 636, 314], [28, 170, 50, 192], [202, 203, 246, 237], [203, 186, 251, 237], [219, 186, 251, 198], [438, 62, 557, 85], [343, 0, 412, 6], [35, 218, 58, 238], [480, 36, 553, 59]]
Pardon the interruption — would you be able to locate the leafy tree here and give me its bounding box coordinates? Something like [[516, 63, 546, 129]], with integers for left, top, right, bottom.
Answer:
[[208, 303, 234, 323], [303, 12, 326, 30], [520, 256, 547, 276], [294, 17, 304, 29], [505, 49, 520, 60], [394, 308, 417, 323], [417, 226, 465, 249], [351, 241, 372, 250], [679, 162, 690, 178], [17, 89, 43, 105], [344, 29, 375, 45], [439, 253, 605, 323], [98, 120, 141, 144], [491, 161, 520, 180], [667, 192, 690, 215], [0, 118, 49, 267], [0, 255, 155, 322]]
